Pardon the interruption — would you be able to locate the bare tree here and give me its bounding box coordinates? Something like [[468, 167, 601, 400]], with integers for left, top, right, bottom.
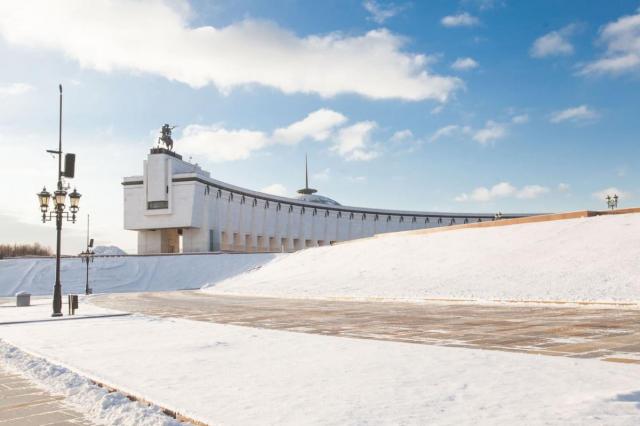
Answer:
[[0, 243, 52, 258]]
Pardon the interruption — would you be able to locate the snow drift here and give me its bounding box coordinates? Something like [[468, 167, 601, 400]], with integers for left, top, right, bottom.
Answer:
[[204, 213, 640, 303], [0, 341, 182, 426], [0, 253, 278, 297], [93, 245, 127, 256]]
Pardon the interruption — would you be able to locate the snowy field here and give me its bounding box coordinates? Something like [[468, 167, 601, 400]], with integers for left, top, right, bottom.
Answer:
[[204, 213, 640, 303], [0, 253, 277, 297], [0, 299, 639, 425]]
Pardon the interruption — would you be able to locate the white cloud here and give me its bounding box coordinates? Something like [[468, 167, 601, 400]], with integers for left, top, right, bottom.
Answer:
[[0, 82, 34, 96], [0, 1, 462, 102], [511, 114, 529, 124], [472, 120, 507, 144], [581, 12, 640, 75], [272, 109, 346, 145], [179, 125, 269, 162], [583, 54, 640, 75], [550, 105, 598, 123], [260, 183, 288, 197], [456, 182, 550, 202], [389, 129, 424, 153], [363, 0, 406, 24], [430, 105, 444, 115], [468, 0, 502, 10], [178, 108, 383, 163], [516, 185, 549, 199], [557, 183, 570, 192], [592, 187, 630, 202], [441, 12, 480, 28], [455, 182, 515, 202], [331, 122, 379, 161], [431, 119, 517, 145], [390, 129, 414, 143], [429, 124, 471, 143], [451, 57, 478, 70], [530, 24, 577, 58]]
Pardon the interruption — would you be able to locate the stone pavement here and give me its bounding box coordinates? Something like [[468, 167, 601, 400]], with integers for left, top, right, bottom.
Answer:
[[92, 291, 640, 364], [0, 364, 93, 426]]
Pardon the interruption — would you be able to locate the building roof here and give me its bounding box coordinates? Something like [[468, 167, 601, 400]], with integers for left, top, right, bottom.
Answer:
[[294, 193, 341, 206], [295, 155, 341, 205]]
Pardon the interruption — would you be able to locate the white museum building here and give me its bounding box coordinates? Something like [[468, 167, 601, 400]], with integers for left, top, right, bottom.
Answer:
[[123, 147, 531, 254]]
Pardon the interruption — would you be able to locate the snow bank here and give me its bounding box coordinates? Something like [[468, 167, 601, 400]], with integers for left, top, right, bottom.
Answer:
[[1, 300, 639, 425], [204, 213, 640, 303], [0, 340, 182, 426], [0, 253, 278, 296], [93, 245, 127, 255]]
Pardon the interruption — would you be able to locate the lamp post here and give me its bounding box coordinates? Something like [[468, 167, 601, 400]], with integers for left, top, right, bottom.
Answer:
[[37, 85, 81, 317], [606, 194, 618, 210], [80, 214, 94, 295]]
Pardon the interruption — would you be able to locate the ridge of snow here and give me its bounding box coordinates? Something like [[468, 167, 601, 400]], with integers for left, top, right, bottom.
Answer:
[[0, 253, 278, 297], [0, 340, 183, 426], [204, 214, 640, 303]]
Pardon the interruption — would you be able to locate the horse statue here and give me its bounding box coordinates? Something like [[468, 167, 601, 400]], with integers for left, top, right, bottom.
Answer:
[[158, 124, 177, 151]]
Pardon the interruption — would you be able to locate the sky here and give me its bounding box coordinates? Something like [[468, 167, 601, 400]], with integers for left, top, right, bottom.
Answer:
[[0, 0, 639, 254]]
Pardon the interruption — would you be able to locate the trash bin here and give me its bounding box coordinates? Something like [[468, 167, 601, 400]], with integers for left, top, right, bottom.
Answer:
[[16, 292, 31, 307], [68, 294, 79, 315]]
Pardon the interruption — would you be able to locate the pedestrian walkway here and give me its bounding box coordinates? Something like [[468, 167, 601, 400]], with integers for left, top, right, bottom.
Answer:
[[92, 290, 640, 364], [0, 364, 93, 426]]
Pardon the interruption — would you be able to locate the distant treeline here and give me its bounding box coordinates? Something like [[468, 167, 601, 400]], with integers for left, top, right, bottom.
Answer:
[[0, 243, 52, 258]]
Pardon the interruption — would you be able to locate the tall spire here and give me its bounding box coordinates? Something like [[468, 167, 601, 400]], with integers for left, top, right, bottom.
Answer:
[[297, 153, 317, 195], [304, 153, 309, 188]]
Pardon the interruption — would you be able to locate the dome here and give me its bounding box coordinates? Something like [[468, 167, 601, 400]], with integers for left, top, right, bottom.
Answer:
[[294, 155, 341, 206], [295, 193, 341, 206]]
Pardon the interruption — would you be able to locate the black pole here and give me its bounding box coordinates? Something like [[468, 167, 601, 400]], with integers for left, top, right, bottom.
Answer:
[[52, 84, 63, 317], [85, 214, 90, 295], [85, 257, 89, 295]]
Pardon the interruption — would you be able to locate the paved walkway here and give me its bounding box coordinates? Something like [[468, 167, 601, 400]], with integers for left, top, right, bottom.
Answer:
[[91, 291, 640, 364], [0, 364, 93, 426]]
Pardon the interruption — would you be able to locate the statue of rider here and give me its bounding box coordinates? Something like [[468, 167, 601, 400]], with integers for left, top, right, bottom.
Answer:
[[158, 124, 176, 151]]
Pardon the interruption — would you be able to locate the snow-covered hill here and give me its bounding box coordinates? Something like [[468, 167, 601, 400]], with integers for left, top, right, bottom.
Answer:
[[204, 213, 640, 303], [0, 253, 277, 296]]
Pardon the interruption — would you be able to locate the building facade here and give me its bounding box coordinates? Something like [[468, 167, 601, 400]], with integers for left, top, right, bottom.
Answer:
[[123, 148, 533, 254]]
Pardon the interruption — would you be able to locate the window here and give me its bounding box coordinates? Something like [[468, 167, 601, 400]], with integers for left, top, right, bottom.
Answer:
[[147, 201, 168, 210]]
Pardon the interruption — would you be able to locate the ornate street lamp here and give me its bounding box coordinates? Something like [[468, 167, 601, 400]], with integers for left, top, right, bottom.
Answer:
[[37, 85, 81, 317], [69, 188, 81, 214], [54, 188, 67, 209], [80, 214, 94, 295], [38, 187, 51, 215]]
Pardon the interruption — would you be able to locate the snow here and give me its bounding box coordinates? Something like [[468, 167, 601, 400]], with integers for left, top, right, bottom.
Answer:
[[93, 245, 127, 255], [204, 213, 640, 303], [0, 340, 183, 426], [5, 214, 638, 303], [0, 253, 278, 297], [0, 299, 639, 425]]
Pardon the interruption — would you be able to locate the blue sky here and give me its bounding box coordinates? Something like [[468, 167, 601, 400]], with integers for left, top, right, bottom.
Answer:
[[0, 0, 639, 253]]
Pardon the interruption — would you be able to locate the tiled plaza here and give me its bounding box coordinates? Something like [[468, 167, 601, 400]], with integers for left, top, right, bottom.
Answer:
[[92, 291, 640, 364]]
